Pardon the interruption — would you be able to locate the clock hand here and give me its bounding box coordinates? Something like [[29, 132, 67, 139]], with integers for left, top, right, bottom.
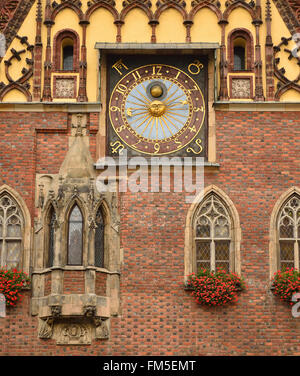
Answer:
[[160, 115, 175, 137], [165, 110, 189, 119]]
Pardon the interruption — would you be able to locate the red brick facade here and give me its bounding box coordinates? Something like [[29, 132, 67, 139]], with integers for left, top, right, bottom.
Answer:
[[0, 109, 299, 355]]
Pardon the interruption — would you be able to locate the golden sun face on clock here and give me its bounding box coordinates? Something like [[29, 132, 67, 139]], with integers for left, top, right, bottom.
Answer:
[[109, 63, 205, 156]]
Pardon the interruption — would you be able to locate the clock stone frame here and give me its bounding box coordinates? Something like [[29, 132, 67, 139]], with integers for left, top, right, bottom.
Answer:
[[95, 44, 219, 162]]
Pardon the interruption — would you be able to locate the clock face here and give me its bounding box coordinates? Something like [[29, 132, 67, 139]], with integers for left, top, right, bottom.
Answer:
[[107, 55, 207, 157]]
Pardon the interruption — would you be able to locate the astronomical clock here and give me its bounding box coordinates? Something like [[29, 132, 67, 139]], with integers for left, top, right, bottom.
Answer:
[[107, 54, 207, 158]]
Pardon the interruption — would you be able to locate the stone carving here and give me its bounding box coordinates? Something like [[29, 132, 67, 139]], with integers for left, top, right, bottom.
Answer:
[[38, 317, 54, 339], [38, 184, 45, 209], [57, 323, 91, 345], [94, 317, 109, 339], [54, 77, 76, 98], [50, 305, 62, 317], [83, 305, 97, 317], [231, 78, 251, 98], [38, 317, 110, 343], [71, 113, 87, 137]]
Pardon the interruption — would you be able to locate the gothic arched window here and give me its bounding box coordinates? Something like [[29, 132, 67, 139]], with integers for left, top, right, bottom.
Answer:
[[277, 194, 300, 270], [67, 204, 83, 265], [46, 206, 56, 268], [0, 193, 24, 269], [95, 207, 105, 268], [194, 193, 233, 273]]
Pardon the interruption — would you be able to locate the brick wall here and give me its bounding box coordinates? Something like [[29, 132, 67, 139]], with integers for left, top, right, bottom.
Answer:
[[0, 110, 299, 355]]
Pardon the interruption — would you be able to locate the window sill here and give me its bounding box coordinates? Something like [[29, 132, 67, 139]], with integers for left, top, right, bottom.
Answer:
[[184, 282, 243, 292], [32, 265, 120, 275]]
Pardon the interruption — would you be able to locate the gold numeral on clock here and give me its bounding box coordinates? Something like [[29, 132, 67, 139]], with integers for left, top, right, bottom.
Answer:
[[174, 71, 180, 80], [132, 139, 141, 149], [110, 106, 120, 112], [116, 125, 126, 133], [188, 85, 198, 93], [115, 84, 127, 95], [174, 138, 182, 149], [152, 66, 162, 75], [188, 60, 203, 75], [186, 139, 203, 154], [189, 125, 196, 133], [132, 71, 141, 81], [110, 140, 125, 154], [154, 143, 160, 154], [193, 106, 204, 113]]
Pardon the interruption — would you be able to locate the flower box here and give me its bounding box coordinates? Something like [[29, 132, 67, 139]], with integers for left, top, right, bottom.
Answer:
[[185, 268, 246, 307]]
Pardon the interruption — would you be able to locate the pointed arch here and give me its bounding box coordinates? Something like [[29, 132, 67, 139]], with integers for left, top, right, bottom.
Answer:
[[223, 1, 257, 22], [44, 204, 57, 268], [92, 199, 111, 269], [0, 185, 31, 274], [120, 3, 154, 23], [154, 2, 188, 21], [0, 83, 32, 102], [269, 187, 300, 278], [51, 3, 84, 23], [184, 185, 241, 280], [67, 203, 84, 265], [85, 1, 119, 22], [95, 205, 105, 268], [189, 2, 222, 22]]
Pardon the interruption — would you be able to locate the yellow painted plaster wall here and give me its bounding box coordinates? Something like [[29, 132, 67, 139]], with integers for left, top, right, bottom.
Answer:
[[1, 0, 300, 102], [191, 8, 221, 44], [86, 8, 117, 102], [121, 8, 152, 43], [155, 8, 186, 43]]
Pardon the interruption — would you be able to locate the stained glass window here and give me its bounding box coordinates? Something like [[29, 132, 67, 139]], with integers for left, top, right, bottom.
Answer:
[[0, 194, 23, 269], [67, 204, 83, 265], [95, 207, 105, 268], [278, 195, 300, 270], [194, 194, 232, 273]]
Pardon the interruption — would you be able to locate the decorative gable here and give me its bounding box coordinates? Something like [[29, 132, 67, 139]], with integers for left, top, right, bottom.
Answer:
[[0, 0, 35, 61]]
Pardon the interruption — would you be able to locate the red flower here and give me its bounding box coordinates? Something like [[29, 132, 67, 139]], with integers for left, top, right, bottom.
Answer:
[[186, 268, 245, 307], [0, 268, 30, 307], [272, 268, 300, 304]]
